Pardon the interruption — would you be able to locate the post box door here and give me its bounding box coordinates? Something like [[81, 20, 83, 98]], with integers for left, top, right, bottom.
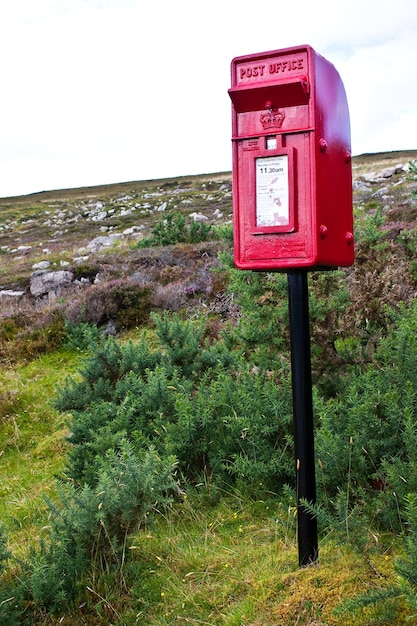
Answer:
[[233, 129, 317, 269]]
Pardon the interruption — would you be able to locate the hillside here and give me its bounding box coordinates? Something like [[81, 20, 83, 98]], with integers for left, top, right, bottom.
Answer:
[[1, 150, 417, 358], [1, 150, 417, 625]]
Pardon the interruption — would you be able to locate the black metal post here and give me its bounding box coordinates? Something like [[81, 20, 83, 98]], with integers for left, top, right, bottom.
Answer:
[[287, 270, 318, 566]]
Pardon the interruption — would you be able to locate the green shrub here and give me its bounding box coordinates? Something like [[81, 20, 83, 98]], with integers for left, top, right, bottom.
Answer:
[[212, 222, 233, 242], [354, 207, 387, 247], [22, 441, 177, 613], [169, 366, 294, 491], [137, 211, 212, 248], [0, 525, 10, 576], [221, 259, 350, 395], [315, 300, 417, 529], [188, 218, 212, 243], [55, 311, 293, 492], [56, 332, 180, 485], [64, 366, 181, 485], [407, 159, 417, 181], [151, 311, 205, 378], [394, 493, 417, 613], [55, 335, 164, 412], [221, 265, 290, 367], [64, 320, 104, 351]]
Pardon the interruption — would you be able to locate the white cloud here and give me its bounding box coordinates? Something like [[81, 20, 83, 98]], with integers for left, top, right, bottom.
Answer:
[[0, 0, 417, 196], [332, 28, 417, 154]]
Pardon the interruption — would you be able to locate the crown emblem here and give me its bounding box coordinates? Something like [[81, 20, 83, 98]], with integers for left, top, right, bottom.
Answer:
[[260, 108, 285, 130]]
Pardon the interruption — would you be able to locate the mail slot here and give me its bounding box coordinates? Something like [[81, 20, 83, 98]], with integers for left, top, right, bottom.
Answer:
[[229, 45, 354, 270]]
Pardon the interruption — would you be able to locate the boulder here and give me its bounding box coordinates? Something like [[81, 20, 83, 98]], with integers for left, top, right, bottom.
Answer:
[[30, 270, 74, 297], [87, 234, 122, 253], [32, 260, 51, 270], [189, 212, 208, 222], [0, 290, 25, 298]]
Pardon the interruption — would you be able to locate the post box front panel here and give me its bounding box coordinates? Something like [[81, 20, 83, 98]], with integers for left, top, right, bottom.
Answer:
[[233, 130, 317, 268]]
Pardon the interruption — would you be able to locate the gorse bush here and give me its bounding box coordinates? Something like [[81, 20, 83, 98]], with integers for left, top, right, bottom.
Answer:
[[56, 312, 292, 492], [63, 366, 181, 485], [23, 441, 177, 613], [222, 263, 290, 366], [0, 525, 10, 576], [407, 159, 417, 181], [56, 258, 417, 516], [310, 298, 417, 554], [151, 311, 237, 378], [137, 211, 212, 247], [222, 258, 352, 395], [56, 334, 164, 412], [151, 310, 206, 378], [395, 493, 417, 609], [64, 320, 104, 351], [7, 309, 298, 616], [170, 367, 294, 490]]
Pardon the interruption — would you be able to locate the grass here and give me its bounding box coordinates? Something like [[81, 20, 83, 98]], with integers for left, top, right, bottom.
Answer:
[[76, 493, 401, 625], [135, 496, 298, 624], [0, 349, 80, 555]]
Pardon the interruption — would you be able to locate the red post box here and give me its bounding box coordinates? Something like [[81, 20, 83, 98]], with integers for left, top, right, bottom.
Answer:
[[229, 45, 354, 270]]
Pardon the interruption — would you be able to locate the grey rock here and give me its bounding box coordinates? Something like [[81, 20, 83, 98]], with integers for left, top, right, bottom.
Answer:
[[189, 212, 208, 222], [32, 260, 51, 270], [30, 270, 73, 297], [0, 290, 25, 298], [87, 234, 123, 253]]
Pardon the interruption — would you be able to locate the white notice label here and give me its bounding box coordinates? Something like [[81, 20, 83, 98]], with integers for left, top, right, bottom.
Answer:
[[255, 155, 289, 227]]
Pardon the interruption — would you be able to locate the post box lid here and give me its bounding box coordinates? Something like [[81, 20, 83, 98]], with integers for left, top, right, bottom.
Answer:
[[228, 76, 309, 113]]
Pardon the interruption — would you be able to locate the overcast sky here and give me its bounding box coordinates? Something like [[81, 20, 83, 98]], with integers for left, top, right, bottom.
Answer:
[[1, 0, 417, 197]]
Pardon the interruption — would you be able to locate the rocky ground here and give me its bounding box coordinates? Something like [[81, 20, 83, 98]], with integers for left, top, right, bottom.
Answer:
[[0, 172, 232, 294]]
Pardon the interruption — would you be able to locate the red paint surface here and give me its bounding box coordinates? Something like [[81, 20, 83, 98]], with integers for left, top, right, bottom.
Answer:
[[229, 45, 354, 270]]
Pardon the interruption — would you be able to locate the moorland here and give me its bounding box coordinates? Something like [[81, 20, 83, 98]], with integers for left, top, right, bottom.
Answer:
[[1, 150, 417, 624]]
